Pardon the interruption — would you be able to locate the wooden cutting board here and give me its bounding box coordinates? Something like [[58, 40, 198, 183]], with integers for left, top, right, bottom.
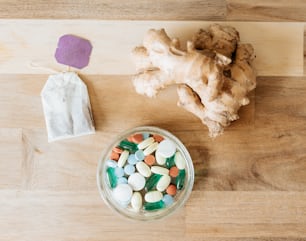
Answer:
[[0, 20, 303, 76]]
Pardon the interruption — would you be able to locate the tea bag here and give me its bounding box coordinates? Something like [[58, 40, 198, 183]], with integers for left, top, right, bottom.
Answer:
[[41, 72, 95, 142], [40, 34, 95, 142]]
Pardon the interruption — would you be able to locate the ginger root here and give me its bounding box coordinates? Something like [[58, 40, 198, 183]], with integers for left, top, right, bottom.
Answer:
[[131, 24, 256, 137]]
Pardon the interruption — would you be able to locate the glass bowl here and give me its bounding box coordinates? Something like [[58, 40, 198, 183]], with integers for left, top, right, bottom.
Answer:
[[96, 126, 194, 221]]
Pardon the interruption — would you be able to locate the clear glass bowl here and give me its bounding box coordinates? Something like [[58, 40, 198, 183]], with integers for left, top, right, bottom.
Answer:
[[96, 126, 194, 221]]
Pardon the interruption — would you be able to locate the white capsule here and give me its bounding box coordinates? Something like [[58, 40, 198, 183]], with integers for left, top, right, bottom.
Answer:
[[112, 184, 133, 204], [128, 173, 145, 191], [156, 175, 171, 192], [136, 161, 151, 177], [174, 151, 185, 170], [137, 137, 154, 150], [151, 166, 169, 175], [144, 191, 163, 203], [155, 150, 166, 165], [143, 142, 158, 156], [131, 192, 142, 211], [117, 150, 129, 167], [157, 139, 176, 158]]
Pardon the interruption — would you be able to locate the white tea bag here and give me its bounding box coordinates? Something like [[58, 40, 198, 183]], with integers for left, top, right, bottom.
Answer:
[[41, 72, 95, 142]]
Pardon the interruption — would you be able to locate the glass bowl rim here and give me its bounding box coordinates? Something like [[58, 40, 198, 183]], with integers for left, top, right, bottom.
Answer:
[[96, 125, 194, 221]]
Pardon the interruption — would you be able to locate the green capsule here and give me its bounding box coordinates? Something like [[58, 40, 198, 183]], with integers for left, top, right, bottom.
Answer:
[[145, 174, 162, 191], [106, 167, 117, 188], [176, 169, 186, 190], [165, 155, 175, 169], [144, 200, 165, 211], [119, 140, 138, 153]]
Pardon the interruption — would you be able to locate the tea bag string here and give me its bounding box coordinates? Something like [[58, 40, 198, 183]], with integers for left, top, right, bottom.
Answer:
[[28, 61, 71, 74]]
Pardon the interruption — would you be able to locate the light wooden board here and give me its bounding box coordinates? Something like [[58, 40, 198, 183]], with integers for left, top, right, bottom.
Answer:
[[0, 0, 226, 20], [227, 0, 306, 21], [186, 191, 306, 238], [1, 3, 306, 240], [3, 0, 306, 22], [1, 190, 306, 240], [0, 71, 306, 239], [0, 190, 186, 241], [1, 74, 305, 191], [0, 20, 303, 76]]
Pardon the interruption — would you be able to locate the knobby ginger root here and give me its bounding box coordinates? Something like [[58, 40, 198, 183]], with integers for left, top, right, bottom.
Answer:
[[131, 24, 256, 137]]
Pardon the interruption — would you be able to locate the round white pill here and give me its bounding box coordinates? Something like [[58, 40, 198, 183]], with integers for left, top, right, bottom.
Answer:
[[131, 192, 142, 211], [112, 184, 133, 204], [144, 191, 163, 203], [156, 175, 171, 192], [157, 139, 176, 158], [136, 161, 151, 177], [128, 173, 146, 191]]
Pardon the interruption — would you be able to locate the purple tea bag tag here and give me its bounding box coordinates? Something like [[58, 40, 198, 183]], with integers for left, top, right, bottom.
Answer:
[[55, 34, 92, 69]]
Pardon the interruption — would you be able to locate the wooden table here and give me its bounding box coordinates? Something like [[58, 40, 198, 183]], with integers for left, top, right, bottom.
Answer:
[[1, 1, 306, 240]]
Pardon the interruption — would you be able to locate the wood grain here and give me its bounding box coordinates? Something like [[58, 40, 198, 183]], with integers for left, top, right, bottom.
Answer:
[[304, 26, 306, 75], [227, 0, 306, 21], [192, 76, 306, 192], [186, 191, 306, 238], [1, 75, 306, 193], [0, 128, 23, 189], [1, 71, 306, 240], [3, 0, 306, 22], [1, 2, 306, 241], [1, 191, 306, 240], [0, 190, 186, 241], [0, 0, 226, 20], [187, 239, 306, 241], [0, 20, 303, 76]]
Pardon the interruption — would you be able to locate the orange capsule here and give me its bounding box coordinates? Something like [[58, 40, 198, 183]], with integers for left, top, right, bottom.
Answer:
[[166, 184, 177, 196], [144, 154, 156, 166], [110, 151, 119, 161], [169, 166, 179, 177], [131, 133, 143, 144], [112, 146, 123, 154], [153, 134, 164, 143]]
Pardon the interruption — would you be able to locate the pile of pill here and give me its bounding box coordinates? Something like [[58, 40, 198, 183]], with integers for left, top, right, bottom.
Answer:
[[105, 132, 186, 212]]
